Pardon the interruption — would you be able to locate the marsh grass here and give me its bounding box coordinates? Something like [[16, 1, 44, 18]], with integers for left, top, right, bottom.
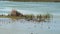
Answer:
[[0, 13, 53, 22]]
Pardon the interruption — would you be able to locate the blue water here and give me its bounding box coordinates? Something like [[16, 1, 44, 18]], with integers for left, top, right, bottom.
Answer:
[[0, 1, 60, 34], [0, 1, 60, 15]]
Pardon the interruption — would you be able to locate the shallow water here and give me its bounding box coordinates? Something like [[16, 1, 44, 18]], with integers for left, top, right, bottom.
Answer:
[[0, 1, 60, 34]]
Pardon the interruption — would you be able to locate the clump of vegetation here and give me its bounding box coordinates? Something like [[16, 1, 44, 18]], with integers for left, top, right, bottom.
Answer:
[[21, 13, 52, 22], [36, 13, 53, 22], [24, 14, 35, 20], [0, 9, 53, 22]]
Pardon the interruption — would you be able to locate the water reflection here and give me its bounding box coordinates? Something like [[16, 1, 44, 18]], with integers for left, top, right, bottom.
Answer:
[[0, 16, 53, 24]]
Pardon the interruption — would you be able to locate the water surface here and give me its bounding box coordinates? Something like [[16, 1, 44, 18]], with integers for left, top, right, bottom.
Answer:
[[0, 1, 60, 34]]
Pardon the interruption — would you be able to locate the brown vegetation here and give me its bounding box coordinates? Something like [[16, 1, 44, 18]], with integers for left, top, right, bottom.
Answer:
[[8, 9, 53, 22]]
